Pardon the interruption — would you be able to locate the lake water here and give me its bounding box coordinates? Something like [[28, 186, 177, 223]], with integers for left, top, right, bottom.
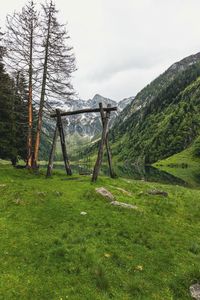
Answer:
[[101, 164, 188, 186], [45, 162, 191, 187]]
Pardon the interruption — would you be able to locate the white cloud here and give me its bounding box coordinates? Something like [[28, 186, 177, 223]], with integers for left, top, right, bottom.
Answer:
[[1, 0, 200, 100]]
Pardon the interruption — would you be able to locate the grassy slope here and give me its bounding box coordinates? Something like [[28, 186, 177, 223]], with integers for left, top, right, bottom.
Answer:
[[154, 145, 200, 187], [0, 165, 200, 299]]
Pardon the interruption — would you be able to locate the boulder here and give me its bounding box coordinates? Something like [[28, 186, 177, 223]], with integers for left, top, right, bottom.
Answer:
[[147, 189, 168, 197], [115, 187, 132, 196], [95, 187, 115, 201], [190, 283, 200, 300], [96, 187, 138, 210], [111, 201, 137, 210]]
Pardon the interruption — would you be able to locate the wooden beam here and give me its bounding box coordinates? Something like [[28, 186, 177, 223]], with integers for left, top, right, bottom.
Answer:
[[56, 109, 72, 176], [50, 106, 117, 118], [46, 124, 58, 177]]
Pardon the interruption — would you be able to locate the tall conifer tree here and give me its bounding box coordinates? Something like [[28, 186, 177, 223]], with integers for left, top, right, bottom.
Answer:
[[5, 1, 39, 167]]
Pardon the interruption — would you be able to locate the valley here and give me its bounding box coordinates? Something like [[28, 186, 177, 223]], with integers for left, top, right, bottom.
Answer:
[[1, 2, 200, 297]]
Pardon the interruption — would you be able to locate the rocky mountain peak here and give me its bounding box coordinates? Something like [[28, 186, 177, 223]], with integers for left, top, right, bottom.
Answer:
[[47, 94, 134, 138]]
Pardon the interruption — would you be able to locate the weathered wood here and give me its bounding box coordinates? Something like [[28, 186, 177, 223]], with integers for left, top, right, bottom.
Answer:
[[56, 109, 72, 175], [105, 131, 115, 178], [92, 103, 110, 182], [47, 103, 116, 181], [46, 124, 58, 177], [99, 104, 115, 178], [50, 106, 117, 118], [105, 106, 115, 178]]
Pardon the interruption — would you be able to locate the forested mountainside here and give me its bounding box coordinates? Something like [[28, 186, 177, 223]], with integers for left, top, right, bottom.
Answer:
[[111, 52, 200, 164]]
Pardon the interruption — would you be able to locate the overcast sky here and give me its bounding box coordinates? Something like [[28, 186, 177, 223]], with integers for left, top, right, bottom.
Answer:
[[1, 0, 200, 101]]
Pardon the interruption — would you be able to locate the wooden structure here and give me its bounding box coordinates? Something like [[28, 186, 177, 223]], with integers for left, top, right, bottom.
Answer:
[[46, 103, 117, 181]]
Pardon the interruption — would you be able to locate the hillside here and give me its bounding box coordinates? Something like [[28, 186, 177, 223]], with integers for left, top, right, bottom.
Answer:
[[111, 52, 200, 164], [153, 138, 200, 187]]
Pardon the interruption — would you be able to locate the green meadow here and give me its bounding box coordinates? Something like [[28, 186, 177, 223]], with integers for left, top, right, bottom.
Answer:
[[0, 164, 200, 299]]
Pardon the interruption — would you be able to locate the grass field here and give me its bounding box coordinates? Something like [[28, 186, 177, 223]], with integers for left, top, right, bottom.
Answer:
[[0, 164, 200, 299], [154, 146, 200, 188]]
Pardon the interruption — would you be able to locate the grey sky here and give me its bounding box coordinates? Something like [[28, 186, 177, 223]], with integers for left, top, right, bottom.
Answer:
[[1, 0, 200, 101]]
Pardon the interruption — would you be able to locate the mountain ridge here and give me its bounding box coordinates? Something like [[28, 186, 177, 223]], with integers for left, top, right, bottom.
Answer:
[[48, 94, 134, 138], [110, 51, 200, 164]]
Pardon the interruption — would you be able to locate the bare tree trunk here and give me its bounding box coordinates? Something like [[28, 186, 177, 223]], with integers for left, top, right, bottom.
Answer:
[[33, 6, 51, 165], [27, 17, 33, 168], [33, 1, 76, 166]]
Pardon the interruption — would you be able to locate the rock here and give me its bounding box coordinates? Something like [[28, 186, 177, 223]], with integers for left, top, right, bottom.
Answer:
[[13, 199, 23, 205], [111, 201, 138, 210], [95, 187, 115, 201], [147, 189, 168, 197], [80, 211, 87, 215], [0, 184, 6, 187], [190, 283, 200, 299], [104, 253, 111, 258], [115, 187, 132, 196], [37, 192, 47, 197], [96, 187, 138, 210], [134, 265, 143, 271]]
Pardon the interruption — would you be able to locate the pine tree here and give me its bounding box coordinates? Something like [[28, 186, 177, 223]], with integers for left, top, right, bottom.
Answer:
[[0, 28, 35, 164], [0, 28, 16, 162], [5, 0, 39, 167], [14, 72, 30, 163]]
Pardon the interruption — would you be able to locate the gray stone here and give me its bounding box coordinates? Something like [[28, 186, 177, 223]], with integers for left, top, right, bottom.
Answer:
[[0, 184, 6, 187], [111, 201, 138, 210], [147, 189, 168, 197], [190, 283, 200, 300], [115, 187, 132, 196], [80, 211, 87, 216], [95, 187, 115, 201], [96, 187, 138, 210]]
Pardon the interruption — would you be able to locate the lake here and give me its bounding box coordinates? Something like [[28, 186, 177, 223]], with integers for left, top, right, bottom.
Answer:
[[43, 162, 197, 187]]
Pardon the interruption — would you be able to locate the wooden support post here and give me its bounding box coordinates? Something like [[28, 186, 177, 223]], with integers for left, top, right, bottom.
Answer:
[[56, 109, 72, 176], [99, 104, 115, 178], [92, 103, 110, 182], [46, 124, 58, 177], [105, 130, 115, 178]]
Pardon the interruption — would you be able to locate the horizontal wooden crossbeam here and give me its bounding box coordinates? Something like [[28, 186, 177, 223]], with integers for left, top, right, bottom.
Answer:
[[50, 107, 117, 118]]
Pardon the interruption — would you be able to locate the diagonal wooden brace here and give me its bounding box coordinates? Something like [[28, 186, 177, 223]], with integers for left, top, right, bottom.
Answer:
[[56, 109, 72, 176], [46, 123, 58, 177]]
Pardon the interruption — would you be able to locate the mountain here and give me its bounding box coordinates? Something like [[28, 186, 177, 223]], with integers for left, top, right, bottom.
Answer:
[[110, 52, 200, 164], [48, 94, 134, 138]]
